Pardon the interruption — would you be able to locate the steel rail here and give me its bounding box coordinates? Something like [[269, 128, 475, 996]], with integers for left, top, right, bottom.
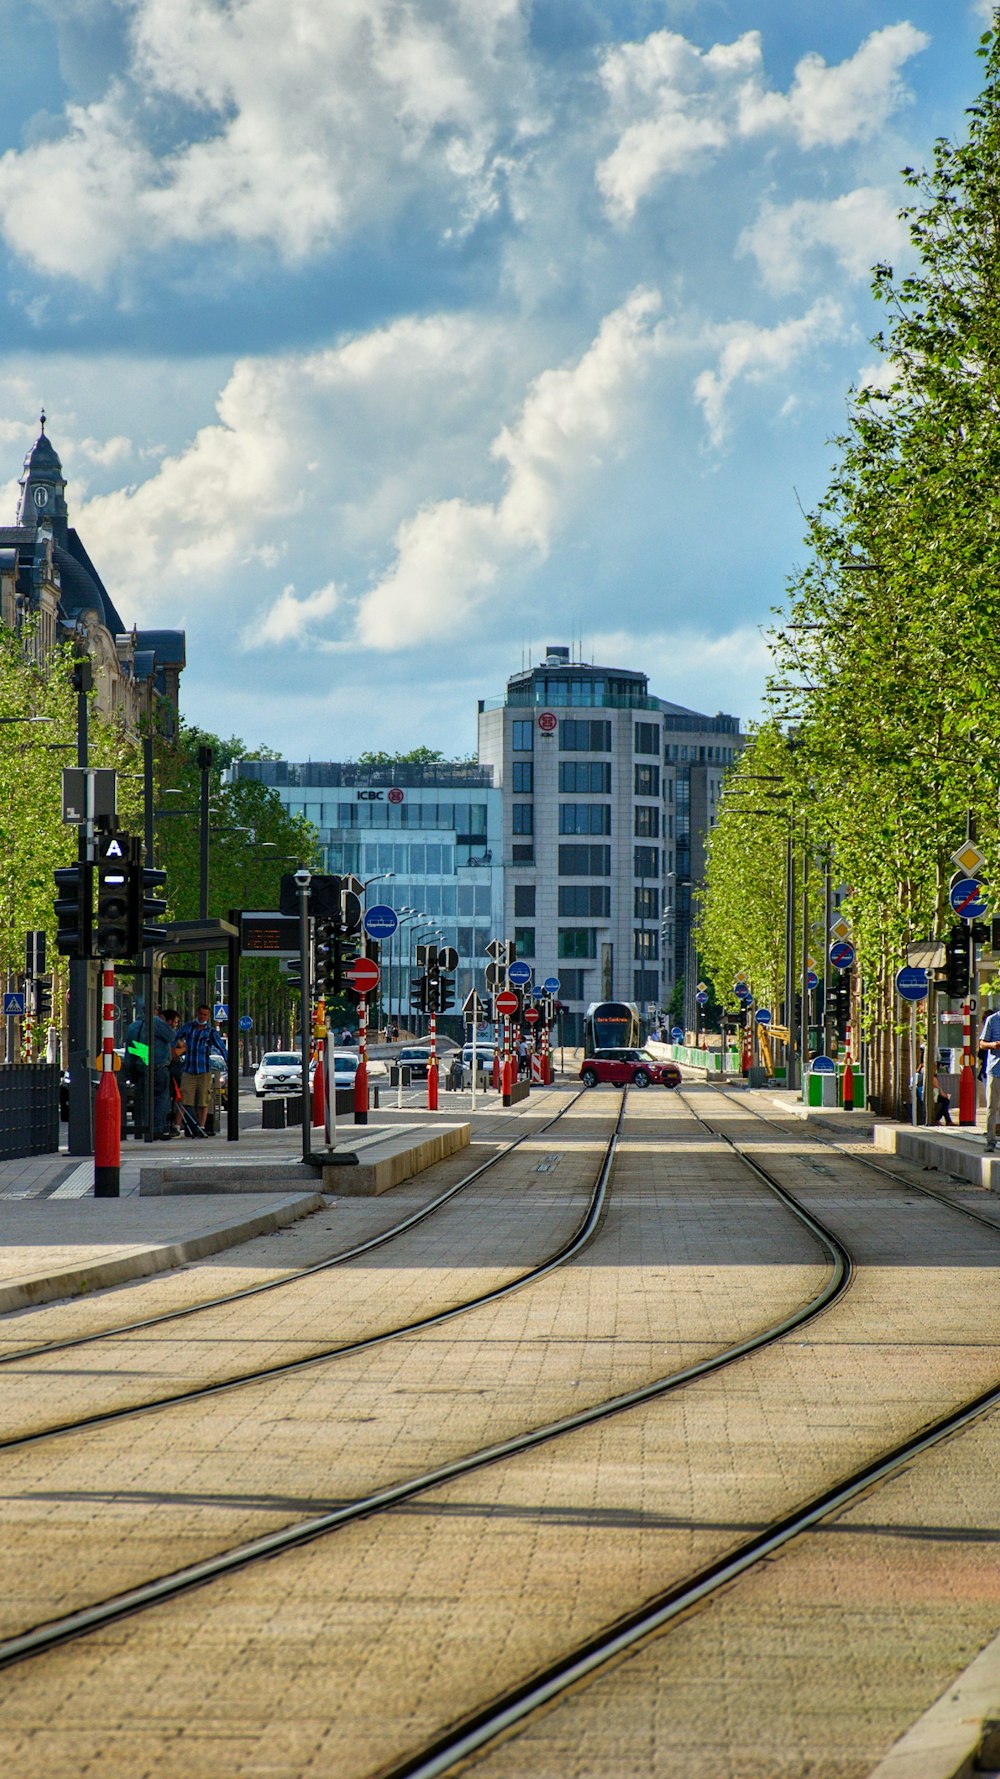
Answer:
[[0, 1089, 586, 1366], [0, 1089, 852, 1677], [0, 1093, 614, 1456]]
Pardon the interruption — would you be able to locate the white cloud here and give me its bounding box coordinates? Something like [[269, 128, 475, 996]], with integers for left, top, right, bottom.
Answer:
[[247, 580, 340, 648], [0, 0, 537, 282], [597, 22, 928, 224], [354, 288, 665, 650], [693, 298, 844, 447], [740, 187, 908, 292]]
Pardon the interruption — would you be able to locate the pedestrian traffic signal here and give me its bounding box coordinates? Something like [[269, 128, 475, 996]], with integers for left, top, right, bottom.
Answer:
[[94, 837, 131, 957], [944, 925, 970, 998], [54, 860, 92, 958]]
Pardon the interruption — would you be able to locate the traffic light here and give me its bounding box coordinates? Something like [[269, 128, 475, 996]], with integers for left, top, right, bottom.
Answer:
[[410, 974, 428, 1013], [135, 864, 168, 949], [944, 925, 970, 998], [54, 861, 92, 958], [830, 975, 850, 1035], [437, 974, 455, 1014], [31, 978, 53, 1020], [94, 837, 131, 957], [315, 922, 334, 997]]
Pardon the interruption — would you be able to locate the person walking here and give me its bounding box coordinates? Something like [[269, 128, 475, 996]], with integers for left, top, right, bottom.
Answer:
[[176, 1005, 229, 1134], [931, 1056, 954, 1127], [978, 1004, 1000, 1150]]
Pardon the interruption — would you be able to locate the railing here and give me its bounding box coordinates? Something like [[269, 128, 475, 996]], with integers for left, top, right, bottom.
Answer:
[[0, 1063, 61, 1159]]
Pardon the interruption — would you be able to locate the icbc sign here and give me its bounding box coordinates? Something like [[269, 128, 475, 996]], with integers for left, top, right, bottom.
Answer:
[[388, 787, 404, 804], [538, 711, 557, 734]]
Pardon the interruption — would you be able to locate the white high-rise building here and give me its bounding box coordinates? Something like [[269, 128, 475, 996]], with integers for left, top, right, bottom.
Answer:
[[477, 647, 745, 1044]]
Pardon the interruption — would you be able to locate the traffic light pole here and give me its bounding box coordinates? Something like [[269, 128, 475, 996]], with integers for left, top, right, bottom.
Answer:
[[297, 874, 313, 1163], [68, 663, 93, 1156], [94, 965, 121, 1196]]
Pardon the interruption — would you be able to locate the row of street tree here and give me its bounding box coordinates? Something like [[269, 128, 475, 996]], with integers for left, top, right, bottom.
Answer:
[[697, 23, 1000, 1112]]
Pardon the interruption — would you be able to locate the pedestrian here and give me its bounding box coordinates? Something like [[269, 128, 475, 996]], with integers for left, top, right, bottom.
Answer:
[[176, 1004, 229, 1134], [978, 1002, 1000, 1150], [931, 1056, 954, 1127], [518, 1036, 529, 1079], [125, 1004, 177, 1139], [162, 1009, 185, 1136]]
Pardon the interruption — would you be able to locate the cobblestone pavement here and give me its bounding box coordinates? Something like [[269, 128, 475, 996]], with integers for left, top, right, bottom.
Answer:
[[1, 1085, 996, 1776]]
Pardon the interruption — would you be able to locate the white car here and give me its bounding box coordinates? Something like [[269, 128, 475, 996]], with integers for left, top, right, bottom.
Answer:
[[331, 1049, 388, 1088], [254, 1052, 304, 1097], [461, 1042, 497, 1078]]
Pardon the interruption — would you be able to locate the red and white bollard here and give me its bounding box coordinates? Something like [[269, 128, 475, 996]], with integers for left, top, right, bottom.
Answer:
[[427, 1008, 439, 1110], [94, 965, 121, 1198], [959, 998, 976, 1124], [354, 995, 369, 1124], [312, 1035, 326, 1133]]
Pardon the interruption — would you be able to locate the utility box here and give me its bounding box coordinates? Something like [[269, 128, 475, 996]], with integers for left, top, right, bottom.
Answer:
[[806, 1070, 839, 1108]]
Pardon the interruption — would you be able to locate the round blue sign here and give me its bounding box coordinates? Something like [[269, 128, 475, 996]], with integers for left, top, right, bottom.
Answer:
[[542, 976, 560, 994], [671, 1025, 685, 1043], [810, 1054, 836, 1074], [895, 965, 928, 1003], [807, 971, 819, 991], [239, 1014, 253, 1032], [950, 877, 988, 922], [736, 987, 753, 1004], [830, 940, 856, 971], [364, 903, 399, 940], [696, 991, 708, 1006], [508, 961, 532, 987], [754, 1008, 772, 1026]]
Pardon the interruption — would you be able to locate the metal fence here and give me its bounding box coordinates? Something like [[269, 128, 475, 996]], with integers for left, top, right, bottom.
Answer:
[[0, 1064, 61, 1160]]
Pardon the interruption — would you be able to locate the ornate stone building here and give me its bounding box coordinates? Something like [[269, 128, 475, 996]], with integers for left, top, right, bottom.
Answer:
[[0, 416, 184, 735]]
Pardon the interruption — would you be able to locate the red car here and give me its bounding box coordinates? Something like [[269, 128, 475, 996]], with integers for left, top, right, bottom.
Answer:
[[579, 1049, 681, 1089]]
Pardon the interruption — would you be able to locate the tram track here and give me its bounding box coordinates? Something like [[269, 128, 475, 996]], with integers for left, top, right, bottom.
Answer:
[[0, 1086, 850, 1688], [366, 1082, 1000, 1779]]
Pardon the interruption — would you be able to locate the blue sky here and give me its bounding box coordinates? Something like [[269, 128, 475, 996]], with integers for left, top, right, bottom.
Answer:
[[0, 0, 988, 757]]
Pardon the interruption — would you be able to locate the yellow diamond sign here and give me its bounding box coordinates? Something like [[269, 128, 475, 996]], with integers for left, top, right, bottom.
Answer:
[[952, 841, 985, 877], [829, 918, 851, 942]]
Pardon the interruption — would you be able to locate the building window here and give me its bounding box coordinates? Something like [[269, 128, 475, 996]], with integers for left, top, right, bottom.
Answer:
[[512, 843, 534, 863], [512, 761, 534, 793], [514, 926, 535, 957], [634, 721, 659, 755], [556, 968, 587, 999], [633, 928, 659, 960], [512, 803, 534, 834], [559, 843, 611, 875], [560, 718, 611, 751], [634, 804, 659, 838], [634, 845, 658, 878], [558, 928, 598, 958], [559, 884, 611, 917], [559, 803, 611, 835], [634, 763, 659, 797], [512, 720, 534, 752], [559, 760, 611, 793], [634, 886, 659, 921], [634, 969, 659, 1002], [514, 884, 536, 917]]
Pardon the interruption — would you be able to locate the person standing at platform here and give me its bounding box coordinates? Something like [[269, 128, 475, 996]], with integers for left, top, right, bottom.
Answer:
[[978, 1004, 1000, 1150], [176, 1004, 229, 1133]]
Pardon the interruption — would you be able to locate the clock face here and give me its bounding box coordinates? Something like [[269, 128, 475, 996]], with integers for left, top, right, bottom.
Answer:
[[32, 485, 48, 510]]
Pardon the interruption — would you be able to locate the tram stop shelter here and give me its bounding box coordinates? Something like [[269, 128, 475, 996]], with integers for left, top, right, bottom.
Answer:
[[139, 918, 241, 1144]]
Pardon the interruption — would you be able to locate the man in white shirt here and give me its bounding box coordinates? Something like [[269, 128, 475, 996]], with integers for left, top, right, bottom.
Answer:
[[977, 1004, 1000, 1151]]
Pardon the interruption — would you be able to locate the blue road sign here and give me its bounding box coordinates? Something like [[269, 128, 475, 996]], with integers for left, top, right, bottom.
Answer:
[[736, 987, 753, 1004], [3, 992, 24, 1017], [214, 1003, 228, 1021], [830, 940, 856, 971], [806, 971, 819, 991], [895, 965, 928, 1003], [239, 1014, 253, 1032], [754, 1008, 772, 1026], [696, 991, 708, 1006], [810, 1054, 836, 1074], [950, 876, 988, 922], [671, 1025, 685, 1043], [508, 960, 532, 987], [364, 903, 399, 940], [542, 976, 561, 994]]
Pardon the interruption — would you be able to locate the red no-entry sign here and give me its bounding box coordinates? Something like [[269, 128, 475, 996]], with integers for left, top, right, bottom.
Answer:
[[495, 989, 519, 1016], [346, 958, 381, 995], [523, 1007, 540, 1024]]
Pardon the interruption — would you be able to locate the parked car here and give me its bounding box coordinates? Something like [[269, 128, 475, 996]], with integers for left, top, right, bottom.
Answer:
[[330, 1049, 388, 1088], [461, 1042, 497, 1079], [579, 1049, 681, 1089], [254, 1052, 304, 1098]]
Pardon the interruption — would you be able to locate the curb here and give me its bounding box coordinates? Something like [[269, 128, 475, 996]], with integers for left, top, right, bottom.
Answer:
[[0, 1190, 325, 1317]]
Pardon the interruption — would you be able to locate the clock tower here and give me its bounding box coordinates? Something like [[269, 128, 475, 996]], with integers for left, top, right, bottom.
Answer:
[[16, 411, 69, 543]]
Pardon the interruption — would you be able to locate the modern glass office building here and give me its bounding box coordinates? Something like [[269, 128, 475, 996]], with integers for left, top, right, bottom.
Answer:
[[225, 758, 504, 1018]]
